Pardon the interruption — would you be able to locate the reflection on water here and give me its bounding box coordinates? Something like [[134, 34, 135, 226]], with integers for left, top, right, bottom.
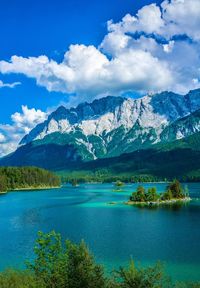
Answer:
[[0, 183, 199, 282]]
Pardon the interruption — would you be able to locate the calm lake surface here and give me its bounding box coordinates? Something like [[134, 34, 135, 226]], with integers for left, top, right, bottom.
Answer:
[[0, 183, 200, 282]]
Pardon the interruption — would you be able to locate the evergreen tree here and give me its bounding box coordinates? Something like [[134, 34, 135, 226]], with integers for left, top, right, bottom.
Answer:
[[131, 186, 146, 202], [167, 180, 184, 199], [145, 187, 159, 202], [162, 189, 173, 200]]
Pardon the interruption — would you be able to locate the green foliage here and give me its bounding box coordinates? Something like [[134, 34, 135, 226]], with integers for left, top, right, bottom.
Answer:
[[0, 175, 7, 192], [28, 231, 107, 288], [0, 231, 199, 287], [130, 186, 160, 202], [161, 189, 173, 200], [0, 167, 60, 191], [115, 181, 124, 187], [58, 171, 162, 184], [114, 260, 170, 288], [130, 181, 189, 203], [27, 231, 67, 288], [114, 181, 125, 191], [0, 269, 44, 288], [65, 240, 106, 288], [130, 186, 146, 202], [145, 187, 159, 202], [167, 180, 185, 199]]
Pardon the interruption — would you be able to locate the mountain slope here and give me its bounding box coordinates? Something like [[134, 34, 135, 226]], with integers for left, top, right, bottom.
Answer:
[[1, 89, 200, 169], [18, 89, 200, 158], [60, 132, 200, 181], [160, 108, 200, 142]]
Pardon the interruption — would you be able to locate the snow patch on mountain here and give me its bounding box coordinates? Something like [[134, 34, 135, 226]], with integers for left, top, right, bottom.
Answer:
[[19, 89, 200, 160]]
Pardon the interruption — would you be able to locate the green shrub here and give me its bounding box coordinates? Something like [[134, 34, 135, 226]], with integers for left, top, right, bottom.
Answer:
[[27, 231, 107, 288], [0, 270, 44, 288], [0, 232, 199, 288], [114, 260, 171, 288]]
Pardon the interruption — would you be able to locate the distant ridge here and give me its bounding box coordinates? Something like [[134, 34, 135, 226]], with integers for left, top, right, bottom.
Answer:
[[0, 89, 200, 178]]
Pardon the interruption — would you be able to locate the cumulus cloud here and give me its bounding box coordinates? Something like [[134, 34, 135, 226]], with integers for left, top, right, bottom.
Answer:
[[0, 106, 47, 157], [0, 0, 200, 100], [0, 80, 21, 88], [161, 0, 200, 41]]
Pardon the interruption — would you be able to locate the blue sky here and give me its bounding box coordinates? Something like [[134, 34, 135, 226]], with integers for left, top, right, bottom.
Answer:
[[0, 0, 162, 124], [0, 0, 200, 156]]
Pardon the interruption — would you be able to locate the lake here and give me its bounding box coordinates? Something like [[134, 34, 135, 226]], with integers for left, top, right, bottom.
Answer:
[[0, 183, 200, 282]]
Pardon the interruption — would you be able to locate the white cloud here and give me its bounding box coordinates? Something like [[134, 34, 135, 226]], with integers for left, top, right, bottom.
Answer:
[[0, 0, 200, 100], [161, 0, 200, 41], [106, 4, 164, 36], [0, 133, 6, 143], [163, 40, 175, 53], [0, 106, 47, 157], [0, 80, 21, 88], [0, 45, 174, 98], [100, 32, 131, 56]]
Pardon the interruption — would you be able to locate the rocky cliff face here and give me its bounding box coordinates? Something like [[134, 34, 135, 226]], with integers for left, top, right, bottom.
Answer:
[[17, 89, 200, 161]]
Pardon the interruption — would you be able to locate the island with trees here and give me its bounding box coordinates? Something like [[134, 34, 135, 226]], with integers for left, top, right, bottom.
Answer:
[[0, 166, 61, 193], [126, 180, 191, 207], [113, 180, 125, 191]]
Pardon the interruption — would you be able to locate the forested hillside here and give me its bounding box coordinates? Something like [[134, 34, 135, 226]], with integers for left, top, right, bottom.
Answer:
[[58, 132, 200, 183], [0, 167, 60, 192]]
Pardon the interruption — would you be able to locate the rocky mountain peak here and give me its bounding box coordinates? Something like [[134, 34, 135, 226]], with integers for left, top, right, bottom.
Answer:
[[19, 90, 200, 160]]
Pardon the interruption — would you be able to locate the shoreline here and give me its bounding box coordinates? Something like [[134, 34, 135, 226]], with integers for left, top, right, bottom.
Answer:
[[11, 186, 61, 191], [0, 191, 7, 195], [0, 186, 61, 195], [125, 197, 192, 206]]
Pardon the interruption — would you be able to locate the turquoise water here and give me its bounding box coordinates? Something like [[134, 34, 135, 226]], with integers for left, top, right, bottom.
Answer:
[[0, 183, 200, 282]]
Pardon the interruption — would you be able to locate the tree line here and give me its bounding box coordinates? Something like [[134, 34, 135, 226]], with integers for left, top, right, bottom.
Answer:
[[0, 167, 60, 192], [60, 170, 200, 185], [60, 173, 166, 185]]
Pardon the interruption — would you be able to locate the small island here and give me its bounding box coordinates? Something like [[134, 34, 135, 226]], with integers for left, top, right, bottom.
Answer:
[[113, 180, 125, 191], [0, 166, 61, 194], [126, 180, 191, 207]]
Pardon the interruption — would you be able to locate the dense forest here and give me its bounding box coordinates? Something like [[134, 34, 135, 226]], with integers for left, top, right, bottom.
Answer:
[[54, 132, 200, 183], [58, 170, 166, 184], [0, 231, 199, 288], [0, 167, 60, 192]]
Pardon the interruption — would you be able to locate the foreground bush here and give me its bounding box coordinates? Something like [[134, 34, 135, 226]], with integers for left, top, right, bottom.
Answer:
[[0, 269, 45, 288], [27, 231, 107, 288], [0, 231, 199, 288]]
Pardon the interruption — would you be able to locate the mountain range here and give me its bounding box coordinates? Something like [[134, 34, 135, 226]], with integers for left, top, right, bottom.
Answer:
[[1, 88, 200, 179]]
